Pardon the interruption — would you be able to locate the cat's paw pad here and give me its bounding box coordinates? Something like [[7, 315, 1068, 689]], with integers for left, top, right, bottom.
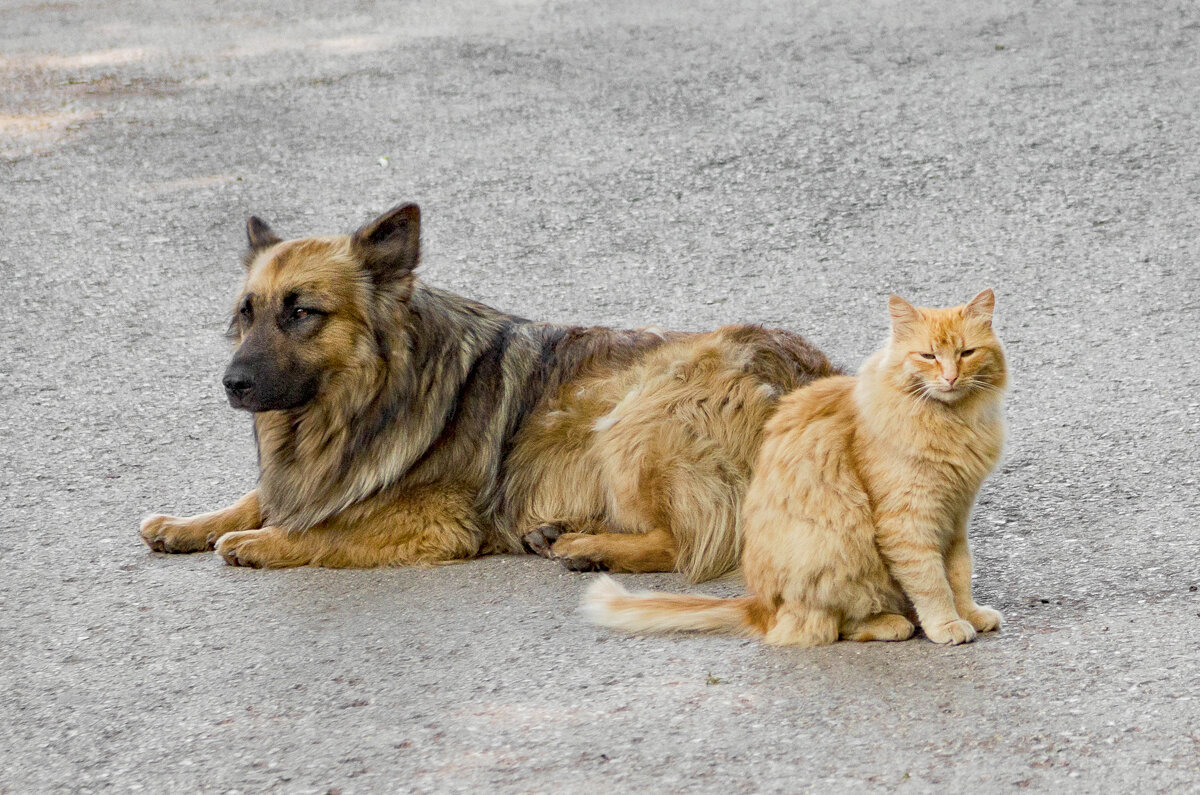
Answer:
[[523, 524, 564, 558], [925, 618, 977, 645], [140, 514, 213, 554], [551, 533, 609, 573], [964, 605, 1003, 633]]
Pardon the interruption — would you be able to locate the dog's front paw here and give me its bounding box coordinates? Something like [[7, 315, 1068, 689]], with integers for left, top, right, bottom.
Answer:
[[216, 530, 265, 567], [215, 528, 304, 569], [140, 514, 213, 554], [924, 618, 977, 646], [963, 604, 1003, 633]]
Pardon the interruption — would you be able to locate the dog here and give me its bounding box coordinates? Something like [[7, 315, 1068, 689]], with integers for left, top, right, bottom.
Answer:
[[140, 203, 838, 580]]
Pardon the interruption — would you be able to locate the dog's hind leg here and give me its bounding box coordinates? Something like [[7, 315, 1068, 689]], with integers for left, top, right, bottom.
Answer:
[[565, 429, 741, 581], [141, 490, 261, 553], [216, 485, 484, 569], [537, 525, 678, 573]]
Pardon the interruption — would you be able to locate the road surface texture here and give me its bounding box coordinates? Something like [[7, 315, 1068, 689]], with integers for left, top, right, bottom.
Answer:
[[2, 0, 1199, 792]]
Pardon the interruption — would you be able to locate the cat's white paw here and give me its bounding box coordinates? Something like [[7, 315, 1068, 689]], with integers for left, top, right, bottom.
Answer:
[[925, 618, 977, 645], [964, 605, 1002, 633]]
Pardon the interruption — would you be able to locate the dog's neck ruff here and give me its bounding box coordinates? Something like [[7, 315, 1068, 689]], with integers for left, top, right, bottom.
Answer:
[[253, 283, 516, 531]]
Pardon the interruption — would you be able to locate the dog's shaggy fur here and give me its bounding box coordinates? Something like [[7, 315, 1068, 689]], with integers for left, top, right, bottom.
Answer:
[[141, 203, 838, 579]]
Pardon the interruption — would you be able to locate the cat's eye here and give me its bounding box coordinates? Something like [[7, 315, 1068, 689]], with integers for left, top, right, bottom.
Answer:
[[961, 349, 976, 357], [920, 353, 936, 360]]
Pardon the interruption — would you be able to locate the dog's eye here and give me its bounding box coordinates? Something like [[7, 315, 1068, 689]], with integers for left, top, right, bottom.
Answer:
[[239, 300, 253, 321], [961, 348, 976, 357], [920, 353, 936, 360], [292, 307, 310, 321]]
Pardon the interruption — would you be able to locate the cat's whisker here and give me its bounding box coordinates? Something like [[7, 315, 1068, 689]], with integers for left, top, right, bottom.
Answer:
[[964, 381, 1004, 395], [906, 380, 937, 406]]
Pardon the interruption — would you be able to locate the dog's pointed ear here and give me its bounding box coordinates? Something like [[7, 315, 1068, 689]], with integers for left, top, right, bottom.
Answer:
[[351, 203, 421, 286], [243, 216, 282, 269], [247, 216, 281, 251]]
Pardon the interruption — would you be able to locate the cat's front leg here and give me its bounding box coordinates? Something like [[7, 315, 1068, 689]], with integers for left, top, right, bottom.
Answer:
[[945, 526, 1002, 633], [876, 518, 975, 645]]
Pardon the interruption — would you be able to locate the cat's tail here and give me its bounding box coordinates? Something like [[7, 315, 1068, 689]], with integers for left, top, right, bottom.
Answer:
[[581, 575, 766, 636]]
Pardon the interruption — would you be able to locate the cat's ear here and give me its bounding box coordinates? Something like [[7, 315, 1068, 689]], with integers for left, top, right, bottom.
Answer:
[[964, 288, 995, 324], [888, 294, 920, 337]]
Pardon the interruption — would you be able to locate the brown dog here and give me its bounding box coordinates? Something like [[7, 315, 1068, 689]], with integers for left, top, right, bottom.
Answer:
[[140, 204, 837, 579]]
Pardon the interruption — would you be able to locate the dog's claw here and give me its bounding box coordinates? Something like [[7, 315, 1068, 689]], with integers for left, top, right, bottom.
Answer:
[[219, 545, 253, 568], [523, 529, 547, 555], [561, 555, 607, 573], [140, 514, 213, 554], [523, 524, 563, 558]]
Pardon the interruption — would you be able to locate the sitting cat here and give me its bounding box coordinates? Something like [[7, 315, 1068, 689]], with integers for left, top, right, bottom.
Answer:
[[583, 290, 1006, 646]]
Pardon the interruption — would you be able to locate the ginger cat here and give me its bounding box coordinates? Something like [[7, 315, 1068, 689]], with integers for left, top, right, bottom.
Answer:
[[583, 290, 1007, 646]]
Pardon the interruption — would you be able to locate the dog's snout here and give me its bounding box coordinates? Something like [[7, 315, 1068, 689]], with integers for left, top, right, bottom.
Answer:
[[223, 365, 255, 399]]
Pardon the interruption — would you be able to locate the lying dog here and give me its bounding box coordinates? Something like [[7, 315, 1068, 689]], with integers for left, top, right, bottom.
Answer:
[[140, 203, 837, 579]]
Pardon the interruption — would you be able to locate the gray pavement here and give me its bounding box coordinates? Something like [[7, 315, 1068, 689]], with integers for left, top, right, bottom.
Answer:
[[2, 0, 1199, 791]]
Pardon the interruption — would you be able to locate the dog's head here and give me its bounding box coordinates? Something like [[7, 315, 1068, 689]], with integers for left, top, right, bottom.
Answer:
[[222, 203, 421, 412]]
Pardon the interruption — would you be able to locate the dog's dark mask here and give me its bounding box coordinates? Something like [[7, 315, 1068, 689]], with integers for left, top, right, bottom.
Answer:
[[223, 320, 322, 412], [222, 216, 323, 412]]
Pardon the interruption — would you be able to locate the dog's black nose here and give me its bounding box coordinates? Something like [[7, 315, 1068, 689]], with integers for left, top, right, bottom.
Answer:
[[223, 377, 251, 395], [223, 367, 254, 399]]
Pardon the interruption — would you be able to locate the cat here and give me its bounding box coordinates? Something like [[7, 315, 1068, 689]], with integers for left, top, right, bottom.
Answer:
[[583, 289, 1007, 646]]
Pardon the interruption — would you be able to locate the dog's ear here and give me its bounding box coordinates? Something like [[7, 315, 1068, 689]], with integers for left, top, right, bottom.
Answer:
[[247, 216, 281, 251], [243, 216, 282, 269], [351, 203, 421, 287]]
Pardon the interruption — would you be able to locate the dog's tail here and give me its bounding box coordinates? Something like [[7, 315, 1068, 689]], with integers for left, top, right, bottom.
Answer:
[[581, 575, 767, 636]]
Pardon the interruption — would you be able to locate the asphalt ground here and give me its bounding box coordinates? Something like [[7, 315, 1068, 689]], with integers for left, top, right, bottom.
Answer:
[[2, 0, 1199, 791]]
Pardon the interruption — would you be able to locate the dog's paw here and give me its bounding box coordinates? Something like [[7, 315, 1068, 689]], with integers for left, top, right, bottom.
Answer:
[[924, 618, 977, 646], [550, 533, 609, 573], [523, 525, 608, 571], [523, 524, 564, 558], [215, 527, 309, 568], [213, 529, 279, 568], [963, 604, 1003, 633], [140, 514, 213, 554]]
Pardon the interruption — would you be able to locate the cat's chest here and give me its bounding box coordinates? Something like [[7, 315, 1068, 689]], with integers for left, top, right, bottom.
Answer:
[[914, 427, 1001, 481], [866, 421, 1003, 514], [891, 452, 991, 496]]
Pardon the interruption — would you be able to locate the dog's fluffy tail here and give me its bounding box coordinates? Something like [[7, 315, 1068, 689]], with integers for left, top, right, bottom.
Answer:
[[581, 575, 766, 636]]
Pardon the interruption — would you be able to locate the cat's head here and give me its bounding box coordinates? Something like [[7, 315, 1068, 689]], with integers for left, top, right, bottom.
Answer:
[[883, 289, 1007, 404]]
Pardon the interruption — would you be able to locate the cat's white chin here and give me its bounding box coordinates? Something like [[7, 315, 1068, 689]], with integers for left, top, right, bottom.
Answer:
[[930, 388, 964, 403]]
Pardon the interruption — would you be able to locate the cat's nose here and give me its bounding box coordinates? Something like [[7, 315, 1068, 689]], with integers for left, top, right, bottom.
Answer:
[[944, 375, 958, 386]]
